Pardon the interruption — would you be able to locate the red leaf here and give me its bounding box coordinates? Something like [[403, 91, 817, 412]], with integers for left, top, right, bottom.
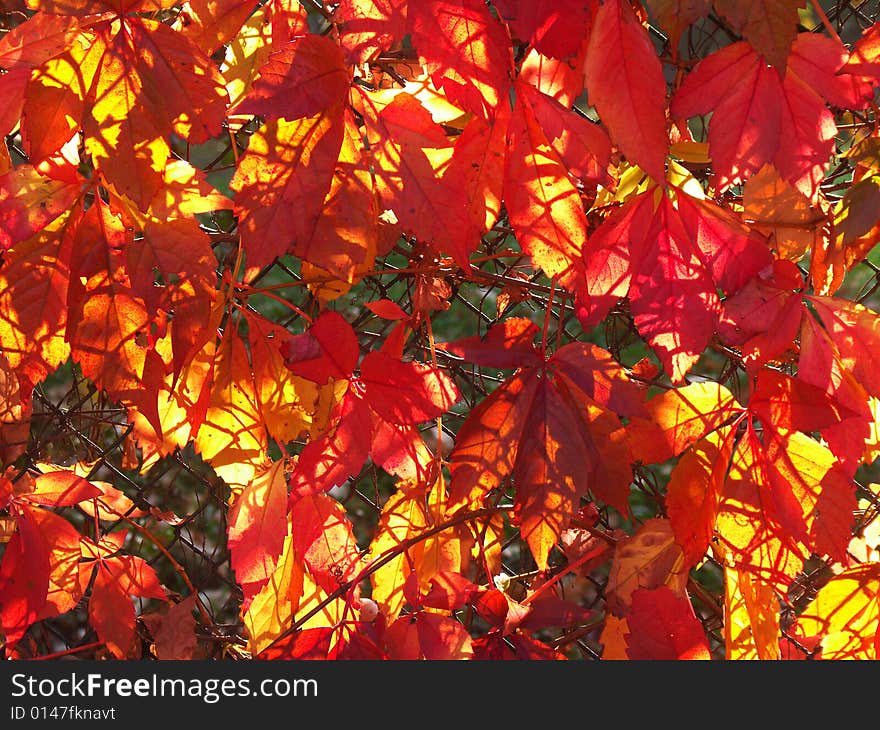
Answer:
[[240, 34, 349, 121], [519, 45, 587, 107], [366, 299, 409, 321], [415, 611, 474, 659], [421, 571, 479, 611], [521, 82, 611, 186], [228, 461, 288, 588], [750, 369, 857, 433], [363, 92, 474, 268], [126, 18, 229, 144], [798, 313, 873, 472], [718, 267, 804, 374], [495, 0, 594, 60], [584, 0, 667, 183], [408, 0, 512, 119], [334, 0, 408, 64], [89, 564, 137, 659], [231, 112, 345, 274], [808, 296, 880, 398], [517, 592, 594, 632], [450, 344, 636, 561], [582, 190, 769, 382], [281, 310, 359, 383], [289, 492, 360, 592], [0, 505, 50, 647], [549, 342, 647, 417], [440, 317, 542, 369], [474, 589, 509, 627], [257, 626, 336, 660], [32, 508, 83, 620], [288, 388, 372, 500], [625, 586, 711, 660], [369, 413, 435, 484], [361, 351, 459, 425], [671, 35, 872, 198], [443, 109, 509, 247]]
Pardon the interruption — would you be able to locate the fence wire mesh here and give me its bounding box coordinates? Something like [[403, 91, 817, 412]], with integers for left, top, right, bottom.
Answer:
[[1, 0, 880, 661]]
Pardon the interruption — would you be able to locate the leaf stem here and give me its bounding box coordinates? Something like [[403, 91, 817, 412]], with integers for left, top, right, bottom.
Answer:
[[263, 505, 511, 653], [810, 0, 843, 45]]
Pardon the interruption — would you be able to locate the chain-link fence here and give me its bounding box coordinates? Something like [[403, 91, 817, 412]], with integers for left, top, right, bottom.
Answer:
[[2, 0, 880, 661]]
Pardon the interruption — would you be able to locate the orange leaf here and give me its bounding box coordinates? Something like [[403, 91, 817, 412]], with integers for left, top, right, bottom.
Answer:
[[645, 0, 710, 56], [0, 166, 81, 250], [504, 78, 588, 290], [195, 332, 267, 489], [716, 424, 855, 592], [666, 424, 737, 567], [713, 0, 801, 71], [370, 485, 429, 622], [742, 163, 825, 261], [0, 14, 85, 69], [25, 471, 102, 507], [628, 381, 742, 464], [142, 595, 199, 660], [363, 91, 474, 268], [605, 518, 689, 616], [247, 314, 324, 446]]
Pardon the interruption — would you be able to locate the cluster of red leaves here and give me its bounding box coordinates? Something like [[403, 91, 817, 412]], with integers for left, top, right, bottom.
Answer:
[[2, 0, 880, 660]]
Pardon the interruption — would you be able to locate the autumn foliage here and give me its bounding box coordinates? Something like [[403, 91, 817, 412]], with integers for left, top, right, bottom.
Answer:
[[3, 0, 880, 661]]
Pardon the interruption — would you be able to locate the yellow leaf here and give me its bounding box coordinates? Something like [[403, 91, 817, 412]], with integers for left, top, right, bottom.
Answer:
[[370, 487, 428, 623], [221, 7, 274, 130], [243, 530, 304, 655], [724, 567, 781, 660], [420, 479, 472, 592], [196, 332, 267, 492], [798, 564, 880, 659]]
